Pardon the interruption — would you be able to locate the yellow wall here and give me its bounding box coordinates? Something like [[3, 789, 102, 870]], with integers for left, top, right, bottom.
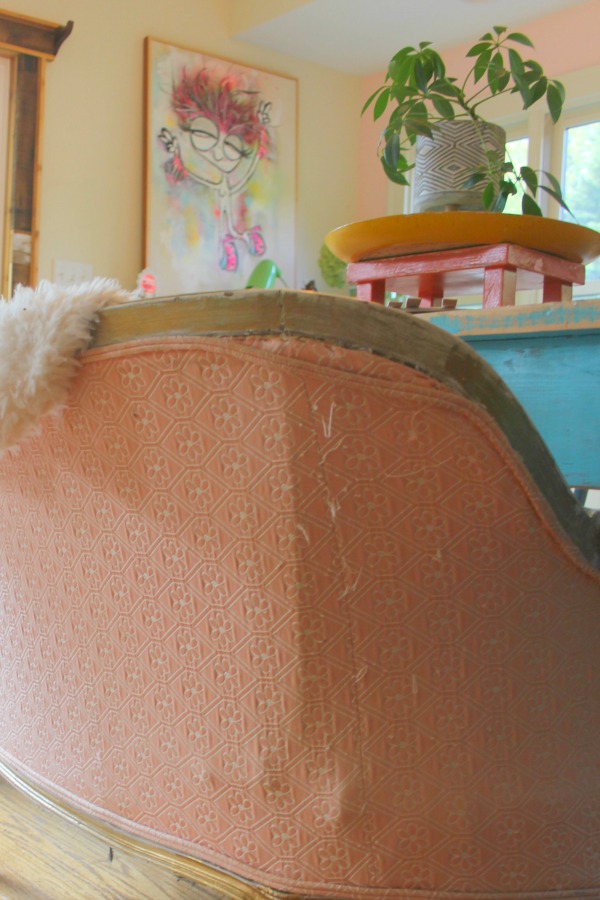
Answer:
[[4, 0, 598, 288], [3, 0, 362, 291]]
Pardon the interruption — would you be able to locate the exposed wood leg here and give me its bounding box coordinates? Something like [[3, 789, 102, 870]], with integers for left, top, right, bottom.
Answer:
[[543, 276, 573, 303], [483, 266, 517, 308]]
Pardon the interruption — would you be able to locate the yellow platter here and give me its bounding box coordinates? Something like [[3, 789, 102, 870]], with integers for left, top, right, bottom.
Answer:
[[325, 212, 600, 265]]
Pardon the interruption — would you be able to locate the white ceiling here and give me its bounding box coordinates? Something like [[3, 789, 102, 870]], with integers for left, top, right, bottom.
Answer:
[[232, 0, 587, 76]]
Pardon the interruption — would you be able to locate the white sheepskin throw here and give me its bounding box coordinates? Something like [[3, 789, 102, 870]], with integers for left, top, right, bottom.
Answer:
[[0, 278, 130, 452]]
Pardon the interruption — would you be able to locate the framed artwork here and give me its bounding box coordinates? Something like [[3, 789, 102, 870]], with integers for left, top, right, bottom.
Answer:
[[144, 38, 297, 295]]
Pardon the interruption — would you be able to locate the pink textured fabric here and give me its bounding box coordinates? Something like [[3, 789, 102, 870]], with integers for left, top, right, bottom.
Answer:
[[0, 335, 599, 898]]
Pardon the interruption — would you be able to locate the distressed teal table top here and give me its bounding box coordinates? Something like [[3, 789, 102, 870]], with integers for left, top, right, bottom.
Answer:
[[428, 300, 600, 489]]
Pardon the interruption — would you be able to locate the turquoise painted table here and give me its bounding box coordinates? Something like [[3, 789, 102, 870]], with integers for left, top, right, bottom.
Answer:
[[428, 300, 600, 489]]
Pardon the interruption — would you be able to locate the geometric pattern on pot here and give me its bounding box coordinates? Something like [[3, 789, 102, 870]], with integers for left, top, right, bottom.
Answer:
[[412, 120, 506, 213]]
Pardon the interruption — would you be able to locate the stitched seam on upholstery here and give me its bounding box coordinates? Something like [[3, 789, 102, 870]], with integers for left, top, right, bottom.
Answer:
[[2, 750, 599, 900]]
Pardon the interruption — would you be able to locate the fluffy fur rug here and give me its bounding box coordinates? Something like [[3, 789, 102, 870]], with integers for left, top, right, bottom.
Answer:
[[0, 278, 130, 452]]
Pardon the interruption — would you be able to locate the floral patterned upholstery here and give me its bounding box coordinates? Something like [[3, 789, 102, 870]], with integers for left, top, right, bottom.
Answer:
[[0, 295, 599, 898]]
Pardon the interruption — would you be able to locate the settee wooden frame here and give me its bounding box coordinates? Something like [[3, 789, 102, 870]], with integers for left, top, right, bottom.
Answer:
[[0, 290, 599, 899]]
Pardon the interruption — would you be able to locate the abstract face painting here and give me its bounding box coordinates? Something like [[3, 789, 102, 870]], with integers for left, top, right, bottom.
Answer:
[[145, 40, 297, 294]]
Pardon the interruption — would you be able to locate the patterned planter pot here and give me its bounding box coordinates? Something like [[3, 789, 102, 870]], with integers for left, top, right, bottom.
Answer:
[[412, 119, 506, 213]]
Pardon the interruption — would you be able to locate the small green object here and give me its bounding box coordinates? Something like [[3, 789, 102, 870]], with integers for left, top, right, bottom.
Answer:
[[318, 244, 347, 290], [245, 260, 284, 289]]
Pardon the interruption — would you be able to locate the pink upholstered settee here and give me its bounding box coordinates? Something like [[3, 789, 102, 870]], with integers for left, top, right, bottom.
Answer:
[[0, 290, 599, 898]]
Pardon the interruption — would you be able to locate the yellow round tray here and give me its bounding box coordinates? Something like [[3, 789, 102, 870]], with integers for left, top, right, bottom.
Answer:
[[325, 212, 600, 265]]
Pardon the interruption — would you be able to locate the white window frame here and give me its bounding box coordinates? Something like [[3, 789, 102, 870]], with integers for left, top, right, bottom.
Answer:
[[549, 103, 600, 299]]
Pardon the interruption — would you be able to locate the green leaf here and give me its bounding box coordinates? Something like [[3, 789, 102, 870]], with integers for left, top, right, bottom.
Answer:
[[430, 79, 461, 98], [383, 133, 400, 170], [413, 58, 429, 93], [506, 32, 534, 47], [514, 82, 533, 108], [526, 76, 547, 107], [463, 172, 487, 188], [492, 192, 508, 213], [546, 81, 565, 122], [482, 182, 496, 209], [520, 69, 539, 86], [484, 148, 503, 165], [388, 54, 414, 86], [487, 52, 506, 93], [404, 116, 434, 138], [490, 50, 504, 70], [539, 185, 573, 216], [496, 69, 511, 92], [552, 79, 566, 103], [493, 25, 507, 35], [523, 59, 543, 78], [386, 103, 407, 128], [418, 50, 445, 81], [372, 87, 391, 120], [522, 194, 543, 216], [508, 67, 527, 98], [538, 182, 566, 206], [388, 46, 414, 69], [466, 41, 492, 57], [390, 85, 416, 105], [431, 95, 455, 118], [519, 165, 538, 194], [544, 170, 563, 195], [487, 72, 500, 95], [430, 51, 446, 80], [381, 157, 411, 186], [410, 100, 428, 118], [508, 48, 525, 78], [361, 86, 383, 115], [421, 55, 436, 83], [538, 171, 573, 215], [474, 49, 493, 84]]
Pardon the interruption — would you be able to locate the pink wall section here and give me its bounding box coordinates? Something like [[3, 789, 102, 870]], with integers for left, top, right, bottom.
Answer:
[[356, 72, 390, 226], [356, 0, 600, 222]]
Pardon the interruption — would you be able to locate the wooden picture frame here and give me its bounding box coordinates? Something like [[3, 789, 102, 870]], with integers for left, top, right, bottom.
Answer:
[[144, 38, 298, 295]]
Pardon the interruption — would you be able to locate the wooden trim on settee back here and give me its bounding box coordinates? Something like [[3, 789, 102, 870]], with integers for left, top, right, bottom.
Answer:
[[91, 289, 599, 568]]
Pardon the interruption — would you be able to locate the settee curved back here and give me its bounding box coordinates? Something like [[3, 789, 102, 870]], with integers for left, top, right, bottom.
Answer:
[[0, 291, 599, 898]]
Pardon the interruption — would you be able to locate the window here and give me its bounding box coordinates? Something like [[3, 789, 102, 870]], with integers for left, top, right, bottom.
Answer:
[[560, 118, 600, 286]]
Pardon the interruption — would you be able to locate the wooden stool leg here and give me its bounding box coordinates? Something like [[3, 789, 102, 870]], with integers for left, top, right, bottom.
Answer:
[[483, 266, 517, 308], [417, 273, 444, 307], [356, 280, 386, 304], [543, 276, 573, 303]]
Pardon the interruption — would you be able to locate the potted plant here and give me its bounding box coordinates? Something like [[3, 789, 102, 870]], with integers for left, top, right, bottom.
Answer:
[[364, 25, 570, 216]]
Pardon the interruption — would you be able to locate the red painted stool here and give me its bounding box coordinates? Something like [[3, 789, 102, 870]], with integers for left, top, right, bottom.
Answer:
[[347, 242, 585, 308]]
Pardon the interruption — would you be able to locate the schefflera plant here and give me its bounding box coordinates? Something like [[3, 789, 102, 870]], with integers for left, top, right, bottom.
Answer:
[[364, 25, 571, 216]]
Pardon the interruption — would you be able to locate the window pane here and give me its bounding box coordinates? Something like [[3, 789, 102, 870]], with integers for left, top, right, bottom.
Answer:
[[561, 120, 600, 283], [504, 138, 529, 215]]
